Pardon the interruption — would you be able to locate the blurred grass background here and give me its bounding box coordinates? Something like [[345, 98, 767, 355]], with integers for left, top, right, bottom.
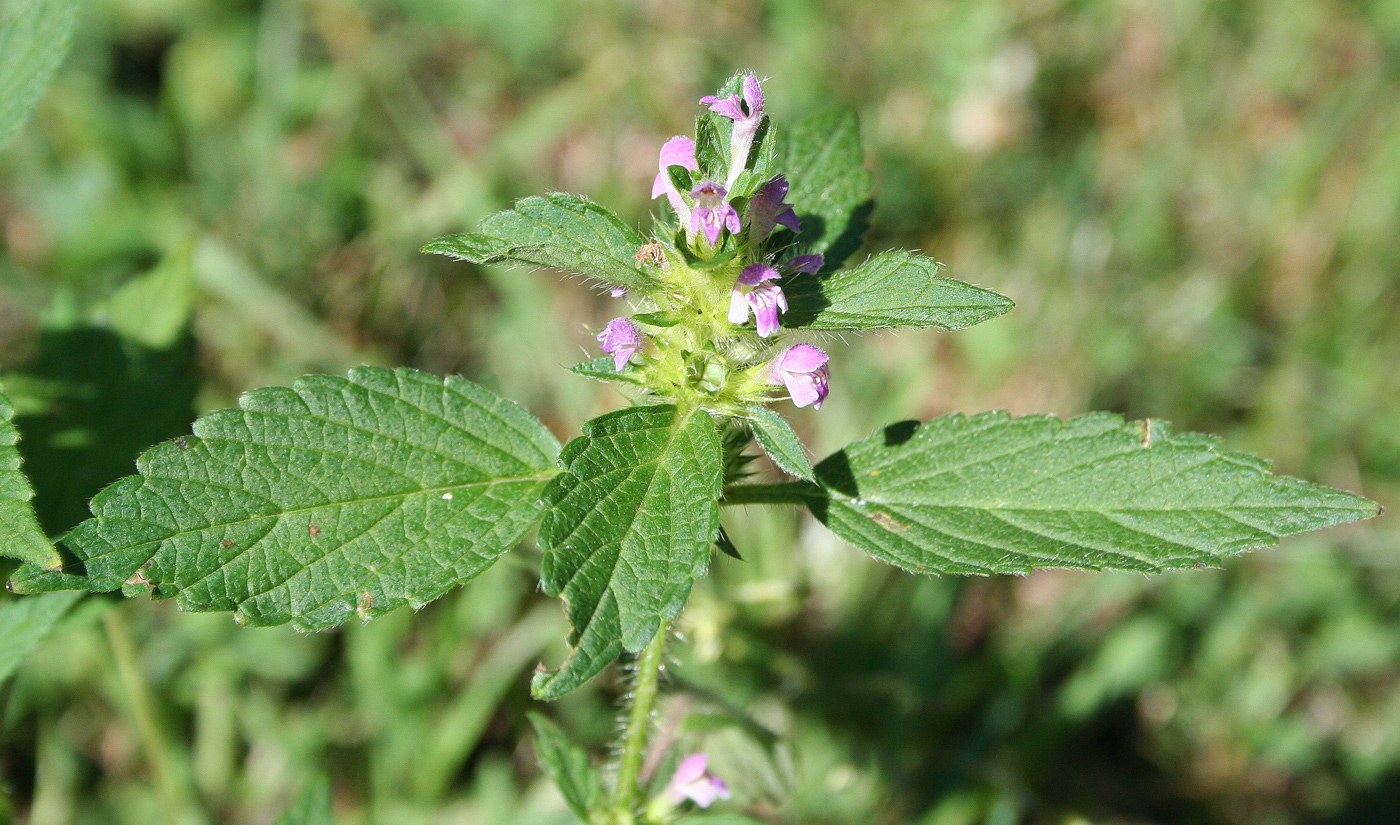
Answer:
[[0, 0, 1397, 823]]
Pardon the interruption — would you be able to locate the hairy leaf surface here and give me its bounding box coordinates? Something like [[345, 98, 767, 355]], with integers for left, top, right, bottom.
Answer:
[[745, 405, 813, 481], [423, 193, 655, 292], [782, 251, 1013, 330], [0, 386, 59, 568], [11, 367, 560, 631], [780, 107, 874, 268], [533, 405, 721, 699], [0, 0, 83, 149], [799, 412, 1378, 575]]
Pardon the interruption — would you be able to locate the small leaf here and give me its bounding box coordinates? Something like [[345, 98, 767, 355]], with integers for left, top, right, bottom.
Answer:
[[780, 107, 874, 269], [10, 367, 560, 631], [714, 525, 742, 560], [666, 164, 695, 198], [0, 592, 82, 685], [424, 193, 655, 293], [804, 412, 1379, 576], [744, 405, 814, 481], [533, 405, 721, 699], [782, 251, 1013, 331], [0, 0, 84, 150], [105, 240, 196, 350], [528, 712, 604, 821], [570, 357, 643, 385], [632, 311, 682, 328], [272, 776, 333, 825], [0, 384, 60, 569]]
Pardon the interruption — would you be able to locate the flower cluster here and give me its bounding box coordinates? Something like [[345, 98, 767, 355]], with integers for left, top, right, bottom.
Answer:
[[597, 73, 832, 412]]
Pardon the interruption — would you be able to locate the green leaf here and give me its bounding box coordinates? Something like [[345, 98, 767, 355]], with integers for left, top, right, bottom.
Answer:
[[782, 251, 1013, 331], [423, 193, 655, 293], [800, 412, 1379, 576], [780, 107, 874, 268], [272, 776, 333, 825], [104, 240, 196, 350], [679, 816, 769, 825], [0, 0, 83, 150], [0, 592, 82, 685], [10, 367, 560, 631], [528, 712, 604, 821], [744, 405, 813, 481], [570, 357, 643, 385], [0, 384, 60, 569], [533, 405, 721, 699]]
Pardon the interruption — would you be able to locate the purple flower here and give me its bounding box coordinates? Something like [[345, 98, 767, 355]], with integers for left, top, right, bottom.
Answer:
[[701, 74, 765, 188], [651, 136, 698, 223], [770, 344, 830, 409], [690, 181, 741, 247], [747, 175, 800, 240], [598, 317, 643, 371], [784, 253, 824, 274], [670, 754, 731, 809], [728, 264, 787, 337], [610, 286, 628, 298]]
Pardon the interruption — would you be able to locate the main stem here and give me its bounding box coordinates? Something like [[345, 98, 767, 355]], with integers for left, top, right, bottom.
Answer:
[[612, 619, 670, 819]]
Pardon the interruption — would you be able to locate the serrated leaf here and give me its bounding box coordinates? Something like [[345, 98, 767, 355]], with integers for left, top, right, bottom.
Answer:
[[528, 712, 604, 821], [273, 776, 333, 825], [745, 405, 813, 481], [533, 405, 721, 699], [105, 240, 195, 350], [423, 193, 655, 293], [0, 592, 82, 685], [803, 412, 1379, 576], [10, 367, 560, 631], [780, 107, 874, 269], [781, 251, 1013, 331], [0, 385, 60, 569], [570, 357, 643, 385], [0, 0, 83, 150]]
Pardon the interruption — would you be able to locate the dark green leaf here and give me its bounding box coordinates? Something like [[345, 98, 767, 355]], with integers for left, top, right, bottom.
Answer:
[[272, 776, 333, 825], [0, 0, 84, 150], [570, 357, 643, 385], [0, 385, 59, 569], [782, 251, 1013, 330], [423, 193, 655, 292], [10, 367, 560, 631], [804, 412, 1379, 576], [745, 405, 814, 481], [714, 525, 742, 560], [780, 107, 874, 269], [528, 712, 604, 821], [0, 592, 82, 685], [533, 405, 721, 699]]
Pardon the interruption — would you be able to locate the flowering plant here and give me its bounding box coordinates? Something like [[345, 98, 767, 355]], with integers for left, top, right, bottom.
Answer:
[[0, 73, 1377, 824]]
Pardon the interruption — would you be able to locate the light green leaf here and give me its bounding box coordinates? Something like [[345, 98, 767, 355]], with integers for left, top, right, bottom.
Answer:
[[0, 0, 83, 150], [780, 107, 874, 268], [0, 592, 82, 685], [744, 405, 813, 481], [10, 367, 560, 631], [105, 240, 196, 350], [782, 251, 1013, 331], [528, 712, 604, 822], [423, 193, 655, 293], [0, 384, 60, 569], [533, 405, 721, 699], [570, 357, 643, 385], [273, 776, 333, 825], [787, 412, 1378, 575]]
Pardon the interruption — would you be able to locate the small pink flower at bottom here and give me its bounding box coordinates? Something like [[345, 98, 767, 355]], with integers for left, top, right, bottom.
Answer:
[[770, 343, 830, 409], [670, 754, 731, 809], [598, 317, 643, 371], [728, 264, 787, 338]]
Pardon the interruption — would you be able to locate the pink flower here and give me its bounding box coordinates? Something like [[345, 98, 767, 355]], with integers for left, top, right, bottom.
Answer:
[[728, 264, 787, 338], [690, 181, 742, 247], [770, 344, 830, 409], [670, 754, 731, 809], [784, 253, 824, 274], [650, 136, 698, 223], [597, 317, 643, 371], [702, 74, 765, 189], [747, 175, 800, 240]]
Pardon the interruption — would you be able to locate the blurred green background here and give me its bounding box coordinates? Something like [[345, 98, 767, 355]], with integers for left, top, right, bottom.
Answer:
[[1, 0, 1397, 823]]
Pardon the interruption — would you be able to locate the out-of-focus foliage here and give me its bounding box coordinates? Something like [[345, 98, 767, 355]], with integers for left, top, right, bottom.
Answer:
[[0, 1, 1394, 824]]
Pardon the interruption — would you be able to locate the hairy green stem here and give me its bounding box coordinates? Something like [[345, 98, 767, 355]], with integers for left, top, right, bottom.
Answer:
[[721, 481, 821, 506], [612, 619, 670, 818]]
